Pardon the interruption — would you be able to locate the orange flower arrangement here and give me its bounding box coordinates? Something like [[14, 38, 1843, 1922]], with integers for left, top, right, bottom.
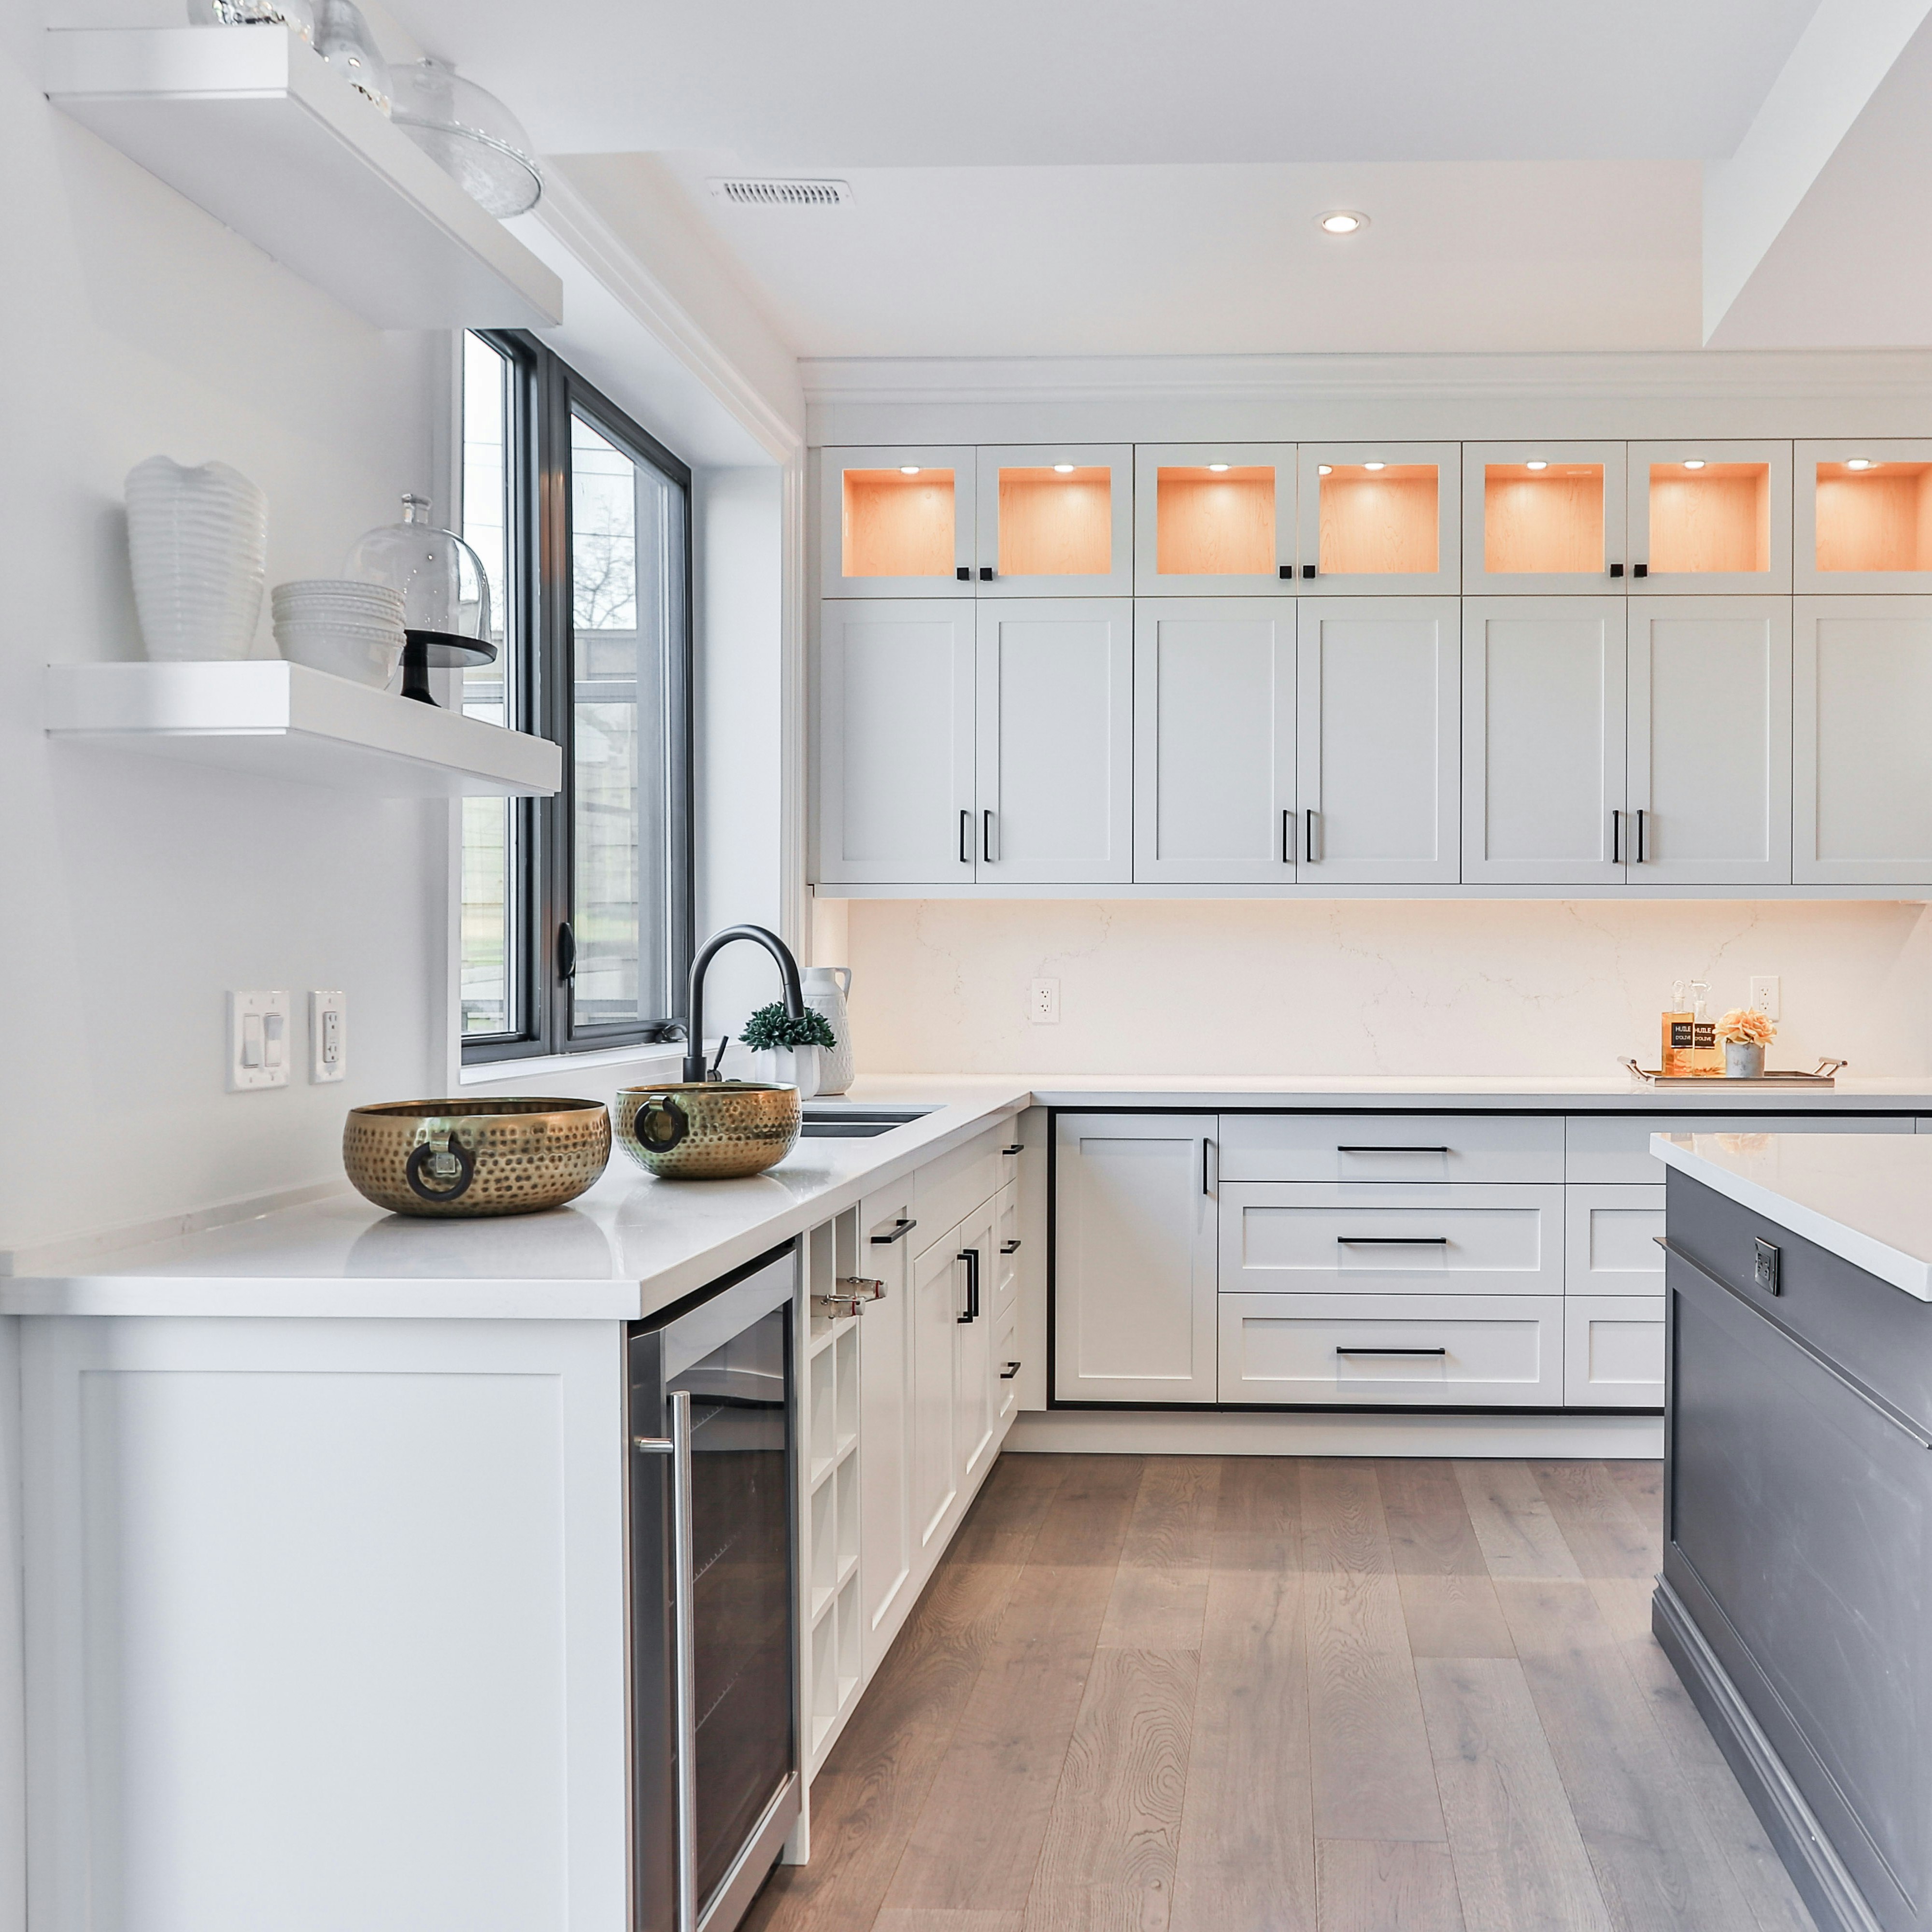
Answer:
[[1715, 1007, 1776, 1047]]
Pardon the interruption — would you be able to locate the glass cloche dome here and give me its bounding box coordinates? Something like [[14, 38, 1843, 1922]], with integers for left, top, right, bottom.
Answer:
[[344, 494, 495, 704], [389, 57, 542, 218]]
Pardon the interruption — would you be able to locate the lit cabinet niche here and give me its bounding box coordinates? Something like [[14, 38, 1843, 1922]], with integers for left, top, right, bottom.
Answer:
[[1297, 444, 1460, 594], [1462, 442, 1627, 594], [820, 446, 976, 597], [1629, 441, 1790, 594], [976, 446, 1133, 595], [1796, 443, 1932, 592], [1133, 445, 1294, 594]]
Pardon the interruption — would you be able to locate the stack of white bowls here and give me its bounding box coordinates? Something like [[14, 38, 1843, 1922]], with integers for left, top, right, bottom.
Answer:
[[271, 580, 406, 687]]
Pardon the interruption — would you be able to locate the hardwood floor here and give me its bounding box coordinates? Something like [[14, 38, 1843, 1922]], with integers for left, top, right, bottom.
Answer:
[[744, 1454, 1814, 1932]]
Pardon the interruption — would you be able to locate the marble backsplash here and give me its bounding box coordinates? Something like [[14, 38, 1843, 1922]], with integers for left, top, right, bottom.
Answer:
[[817, 897, 1932, 1078]]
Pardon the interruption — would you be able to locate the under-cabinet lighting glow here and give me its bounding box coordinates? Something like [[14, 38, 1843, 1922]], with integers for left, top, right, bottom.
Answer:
[[1525, 460, 1548, 471], [1318, 210, 1367, 234], [1207, 463, 1229, 473], [1682, 459, 1705, 470], [1845, 457, 1877, 470], [1052, 463, 1076, 474], [1363, 461, 1385, 471], [1318, 464, 1333, 475], [899, 466, 920, 475]]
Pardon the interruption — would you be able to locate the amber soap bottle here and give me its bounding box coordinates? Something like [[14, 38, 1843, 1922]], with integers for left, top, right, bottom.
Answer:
[[1662, 980, 1694, 1076]]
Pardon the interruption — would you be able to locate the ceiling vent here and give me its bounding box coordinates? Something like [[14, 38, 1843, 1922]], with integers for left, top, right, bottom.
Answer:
[[708, 177, 852, 210]]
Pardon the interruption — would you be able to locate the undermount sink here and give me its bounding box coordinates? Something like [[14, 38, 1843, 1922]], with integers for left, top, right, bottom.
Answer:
[[798, 1104, 938, 1139]]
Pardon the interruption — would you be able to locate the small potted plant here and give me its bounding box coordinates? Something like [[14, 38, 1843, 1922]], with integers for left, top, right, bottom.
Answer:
[[741, 1002, 837, 1099], [1715, 1006, 1776, 1078]]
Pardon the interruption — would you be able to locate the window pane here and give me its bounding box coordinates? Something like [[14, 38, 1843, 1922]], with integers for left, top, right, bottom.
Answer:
[[460, 333, 517, 1037], [570, 411, 679, 1032]]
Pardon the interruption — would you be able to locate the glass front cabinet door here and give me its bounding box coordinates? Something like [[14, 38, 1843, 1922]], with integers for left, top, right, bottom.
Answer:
[[1627, 441, 1791, 594], [1133, 445, 1295, 594], [975, 446, 1134, 596], [1462, 442, 1628, 595], [1795, 441, 1932, 593], [820, 446, 976, 597], [1295, 444, 1461, 595]]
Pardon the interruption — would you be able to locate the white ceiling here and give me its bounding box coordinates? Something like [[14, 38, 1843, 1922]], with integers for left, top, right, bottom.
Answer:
[[391, 0, 1932, 359]]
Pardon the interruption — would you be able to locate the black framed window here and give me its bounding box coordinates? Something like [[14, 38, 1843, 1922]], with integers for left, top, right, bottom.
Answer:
[[460, 330, 694, 1063]]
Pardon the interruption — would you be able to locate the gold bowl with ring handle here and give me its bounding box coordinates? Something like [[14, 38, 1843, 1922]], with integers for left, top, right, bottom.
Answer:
[[343, 1097, 611, 1217], [615, 1081, 801, 1179]]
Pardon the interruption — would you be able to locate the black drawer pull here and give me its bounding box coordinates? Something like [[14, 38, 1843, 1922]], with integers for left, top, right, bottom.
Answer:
[[1336, 1144, 1449, 1154], [869, 1217, 917, 1246], [1002, 1143, 1024, 1155], [1001, 1239, 1022, 1254], [1337, 1235, 1449, 1246], [1000, 1361, 1023, 1379], [1337, 1345, 1448, 1357]]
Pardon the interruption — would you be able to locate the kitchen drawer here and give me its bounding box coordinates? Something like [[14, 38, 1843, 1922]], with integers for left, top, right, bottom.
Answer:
[[1219, 1293, 1565, 1406], [912, 1128, 1005, 1254], [1564, 1184, 1665, 1296], [1564, 1295, 1665, 1407], [993, 1179, 1020, 1314], [994, 1306, 1022, 1423], [1216, 1112, 1563, 1184], [1220, 1183, 1563, 1296], [1564, 1112, 1912, 1184]]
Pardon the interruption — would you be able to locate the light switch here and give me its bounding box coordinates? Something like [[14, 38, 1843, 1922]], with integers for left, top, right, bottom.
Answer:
[[310, 990, 347, 1083], [227, 991, 291, 1092]]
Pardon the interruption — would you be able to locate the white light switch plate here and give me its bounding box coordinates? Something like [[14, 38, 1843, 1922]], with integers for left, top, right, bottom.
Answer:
[[1749, 975, 1781, 1021], [310, 990, 347, 1083], [227, 990, 291, 1092], [1030, 978, 1061, 1024]]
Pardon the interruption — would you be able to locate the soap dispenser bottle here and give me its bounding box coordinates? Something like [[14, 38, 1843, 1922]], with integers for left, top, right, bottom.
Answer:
[[1689, 981, 1722, 1076], [1662, 980, 1693, 1076]]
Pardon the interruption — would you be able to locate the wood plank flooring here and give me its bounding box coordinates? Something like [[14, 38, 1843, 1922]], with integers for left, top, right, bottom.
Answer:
[[744, 1455, 1813, 1932]]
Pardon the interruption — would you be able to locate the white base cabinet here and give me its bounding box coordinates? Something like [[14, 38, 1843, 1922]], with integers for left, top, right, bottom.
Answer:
[[1563, 1296, 1666, 1407]]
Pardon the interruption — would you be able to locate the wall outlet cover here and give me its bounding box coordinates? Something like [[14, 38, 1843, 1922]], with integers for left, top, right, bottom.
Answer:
[[310, 989, 347, 1083], [1748, 975, 1781, 1021], [1030, 978, 1061, 1024], [227, 990, 292, 1093]]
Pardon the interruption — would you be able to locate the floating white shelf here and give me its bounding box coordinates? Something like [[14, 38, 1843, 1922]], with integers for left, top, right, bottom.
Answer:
[[44, 25, 562, 332], [45, 661, 562, 798]]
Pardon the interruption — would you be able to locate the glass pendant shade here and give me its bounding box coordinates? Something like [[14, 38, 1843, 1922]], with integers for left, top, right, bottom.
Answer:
[[390, 57, 542, 217]]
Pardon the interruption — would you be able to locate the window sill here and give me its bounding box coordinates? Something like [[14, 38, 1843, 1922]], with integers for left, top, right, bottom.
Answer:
[[459, 1041, 689, 1089]]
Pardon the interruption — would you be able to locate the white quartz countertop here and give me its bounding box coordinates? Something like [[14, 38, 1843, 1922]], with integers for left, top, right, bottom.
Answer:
[[6, 1071, 1929, 1321], [1654, 1132, 1932, 1299]]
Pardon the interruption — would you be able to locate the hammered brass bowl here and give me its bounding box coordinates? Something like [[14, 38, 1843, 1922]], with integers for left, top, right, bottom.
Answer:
[[614, 1081, 801, 1179], [344, 1098, 611, 1217]]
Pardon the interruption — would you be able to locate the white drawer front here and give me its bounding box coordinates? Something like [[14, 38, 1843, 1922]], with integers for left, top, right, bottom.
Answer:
[[1564, 1185, 1665, 1296], [1564, 1296, 1665, 1407], [1220, 1184, 1563, 1296], [913, 1128, 1005, 1254], [1563, 1112, 1912, 1183], [993, 1179, 1020, 1314], [1219, 1293, 1565, 1406], [1217, 1113, 1563, 1184]]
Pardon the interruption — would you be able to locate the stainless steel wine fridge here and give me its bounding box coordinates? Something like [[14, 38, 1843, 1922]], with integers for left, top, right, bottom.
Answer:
[[628, 1244, 799, 1932]]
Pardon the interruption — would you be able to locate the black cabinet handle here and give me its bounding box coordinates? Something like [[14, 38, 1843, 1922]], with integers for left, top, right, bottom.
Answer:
[[869, 1217, 917, 1246], [1282, 808, 1294, 864], [1634, 808, 1648, 864], [1336, 1345, 1447, 1357], [1633, 562, 1648, 579], [960, 808, 971, 865], [1609, 562, 1625, 578], [1001, 1238, 1022, 1254], [1610, 808, 1623, 864], [1202, 1136, 1214, 1195], [1336, 1144, 1449, 1154], [556, 921, 577, 981], [1000, 1361, 1023, 1379], [1337, 1236, 1450, 1245], [955, 565, 971, 581], [1002, 1143, 1024, 1155], [1305, 808, 1319, 864], [957, 1246, 980, 1322], [979, 566, 994, 580], [1279, 564, 1294, 581], [1301, 564, 1317, 579], [982, 809, 995, 864]]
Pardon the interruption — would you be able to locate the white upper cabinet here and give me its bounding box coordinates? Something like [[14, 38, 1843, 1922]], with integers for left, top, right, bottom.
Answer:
[[820, 447, 976, 598], [815, 600, 975, 885], [1296, 444, 1461, 596], [1795, 597, 1932, 883], [1627, 598, 1791, 886], [1463, 597, 1627, 884], [1462, 442, 1629, 595], [1627, 441, 1791, 595], [1794, 441, 1932, 594], [1054, 1112, 1219, 1404], [975, 446, 1134, 596], [1132, 599, 1296, 884], [1296, 598, 1461, 884], [975, 600, 1133, 882], [1133, 444, 1296, 595]]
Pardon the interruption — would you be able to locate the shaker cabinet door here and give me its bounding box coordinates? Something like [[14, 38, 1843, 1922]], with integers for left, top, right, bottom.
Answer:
[[909, 1230, 963, 1552], [1463, 597, 1627, 885], [858, 1190, 917, 1663], [816, 599, 975, 885]]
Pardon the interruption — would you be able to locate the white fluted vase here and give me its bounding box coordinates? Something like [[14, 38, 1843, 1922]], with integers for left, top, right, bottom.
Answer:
[[803, 966, 854, 1094], [125, 456, 268, 661]]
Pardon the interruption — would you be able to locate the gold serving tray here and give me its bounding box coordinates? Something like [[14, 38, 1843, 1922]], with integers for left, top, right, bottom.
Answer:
[[1619, 1056, 1847, 1088]]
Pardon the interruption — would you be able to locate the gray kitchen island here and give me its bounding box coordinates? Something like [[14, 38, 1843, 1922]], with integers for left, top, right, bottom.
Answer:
[[1655, 1131, 1932, 1932]]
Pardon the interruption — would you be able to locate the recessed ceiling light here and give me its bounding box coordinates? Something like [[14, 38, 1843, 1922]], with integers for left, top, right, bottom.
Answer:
[[1207, 463, 1229, 473], [899, 465, 921, 475], [1525, 460, 1548, 471], [1681, 459, 1705, 470], [1318, 464, 1333, 475], [1845, 457, 1877, 470], [1053, 463, 1076, 474], [1363, 461, 1386, 471], [1318, 210, 1367, 235]]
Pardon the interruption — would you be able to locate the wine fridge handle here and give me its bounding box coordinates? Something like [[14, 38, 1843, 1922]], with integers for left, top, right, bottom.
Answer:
[[635, 1393, 698, 1932]]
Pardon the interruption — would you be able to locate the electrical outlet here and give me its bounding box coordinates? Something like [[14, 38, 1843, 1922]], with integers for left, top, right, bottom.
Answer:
[[227, 990, 291, 1092], [1749, 975, 1781, 1021], [310, 990, 347, 1083], [1029, 978, 1061, 1025]]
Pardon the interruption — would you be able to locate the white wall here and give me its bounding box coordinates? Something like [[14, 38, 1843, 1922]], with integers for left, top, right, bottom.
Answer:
[[834, 896, 1932, 1078]]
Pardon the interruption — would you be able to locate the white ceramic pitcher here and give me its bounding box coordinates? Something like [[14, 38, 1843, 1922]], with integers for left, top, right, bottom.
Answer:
[[803, 966, 854, 1095]]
